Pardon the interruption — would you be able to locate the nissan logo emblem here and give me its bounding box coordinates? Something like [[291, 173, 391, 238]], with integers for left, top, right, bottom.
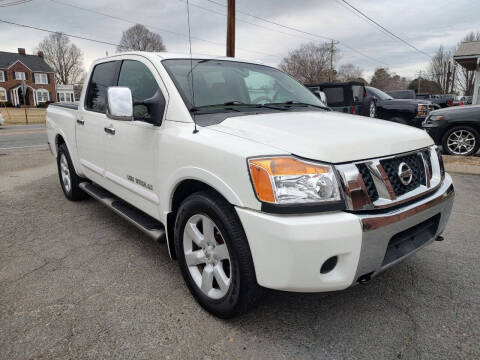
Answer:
[[398, 162, 413, 186]]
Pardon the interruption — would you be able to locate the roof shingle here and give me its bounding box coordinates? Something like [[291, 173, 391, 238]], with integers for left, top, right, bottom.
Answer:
[[0, 51, 54, 72]]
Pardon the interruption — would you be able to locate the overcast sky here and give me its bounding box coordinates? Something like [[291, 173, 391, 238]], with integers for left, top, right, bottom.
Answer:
[[1, 0, 479, 80]]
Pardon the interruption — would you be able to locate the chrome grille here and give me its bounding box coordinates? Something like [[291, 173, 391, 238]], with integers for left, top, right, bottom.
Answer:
[[380, 153, 425, 196], [336, 146, 443, 211]]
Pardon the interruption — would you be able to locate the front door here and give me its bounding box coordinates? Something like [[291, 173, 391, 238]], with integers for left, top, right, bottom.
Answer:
[[102, 58, 166, 218], [76, 60, 120, 187]]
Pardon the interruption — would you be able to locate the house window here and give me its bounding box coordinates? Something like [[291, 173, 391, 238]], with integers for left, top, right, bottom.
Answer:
[[36, 89, 49, 103], [0, 87, 7, 102], [34, 73, 48, 84], [0, 71, 5, 82], [15, 72, 26, 80]]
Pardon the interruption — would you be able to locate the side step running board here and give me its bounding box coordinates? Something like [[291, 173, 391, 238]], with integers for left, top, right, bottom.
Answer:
[[79, 182, 166, 242]]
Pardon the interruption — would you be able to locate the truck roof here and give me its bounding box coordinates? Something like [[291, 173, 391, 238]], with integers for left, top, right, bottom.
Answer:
[[96, 51, 263, 65]]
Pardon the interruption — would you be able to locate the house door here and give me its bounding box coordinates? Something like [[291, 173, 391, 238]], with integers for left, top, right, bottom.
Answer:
[[17, 88, 30, 106]]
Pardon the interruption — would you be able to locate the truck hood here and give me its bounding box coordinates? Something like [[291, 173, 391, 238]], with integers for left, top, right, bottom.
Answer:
[[383, 99, 432, 106], [209, 111, 433, 163]]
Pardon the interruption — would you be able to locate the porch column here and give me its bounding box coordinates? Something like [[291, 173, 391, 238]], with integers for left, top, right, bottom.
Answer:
[[32, 89, 37, 107]]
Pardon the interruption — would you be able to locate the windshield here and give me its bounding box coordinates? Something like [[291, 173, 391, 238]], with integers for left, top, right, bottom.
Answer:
[[162, 59, 324, 110], [366, 86, 393, 100]]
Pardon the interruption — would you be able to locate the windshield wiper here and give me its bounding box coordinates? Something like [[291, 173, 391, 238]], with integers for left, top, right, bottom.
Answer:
[[190, 102, 265, 113], [264, 101, 330, 111]]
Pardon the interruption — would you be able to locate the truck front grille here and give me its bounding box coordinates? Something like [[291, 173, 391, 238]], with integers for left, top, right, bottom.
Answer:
[[380, 153, 426, 196], [336, 146, 442, 211], [357, 163, 379, 202]]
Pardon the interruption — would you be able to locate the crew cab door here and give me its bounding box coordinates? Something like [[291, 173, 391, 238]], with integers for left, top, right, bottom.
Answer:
[[76, 60, 120, 186], [102, 58, 167, 218]]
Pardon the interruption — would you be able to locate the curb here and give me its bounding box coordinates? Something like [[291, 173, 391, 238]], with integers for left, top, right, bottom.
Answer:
[[443, 155, 480, 175]]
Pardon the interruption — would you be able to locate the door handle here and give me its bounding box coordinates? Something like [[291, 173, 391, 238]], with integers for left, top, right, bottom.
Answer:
[[104, 126, 116, 135], [76, 119, 85, 125]]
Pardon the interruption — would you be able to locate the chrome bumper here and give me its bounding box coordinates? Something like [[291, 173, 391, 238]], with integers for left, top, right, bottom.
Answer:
[[354, 174, 454, 282]]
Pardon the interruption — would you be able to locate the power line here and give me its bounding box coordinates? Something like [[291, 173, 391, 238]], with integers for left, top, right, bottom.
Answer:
[[337, 0, 432, 59], [201, 0, 388, 66], [203, 0, 335, 41], [0, 0, 32, 7], [49, 0, 282, 59], [0, 18, 121, 46]]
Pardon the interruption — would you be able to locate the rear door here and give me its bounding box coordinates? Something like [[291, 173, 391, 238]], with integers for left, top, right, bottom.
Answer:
[[102, 57, 167, 217], [76, 60, 120, 186]]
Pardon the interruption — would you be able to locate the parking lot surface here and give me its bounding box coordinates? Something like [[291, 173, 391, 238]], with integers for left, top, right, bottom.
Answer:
[[0, 148, 479, 359], [0, 125, 47, 150]]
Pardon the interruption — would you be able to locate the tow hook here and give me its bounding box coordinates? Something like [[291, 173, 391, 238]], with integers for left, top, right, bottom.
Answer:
[[435, 235, 444, 242], [358, 273, 372, 284]]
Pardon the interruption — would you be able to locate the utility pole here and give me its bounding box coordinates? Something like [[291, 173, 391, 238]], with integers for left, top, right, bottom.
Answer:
[[226, 0, 235, 57], [329, 40, 334, 82], [417, 71, 422, 94]]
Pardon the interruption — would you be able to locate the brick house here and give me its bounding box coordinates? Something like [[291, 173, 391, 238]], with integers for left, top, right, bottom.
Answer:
[[0, 48, 56, 107]]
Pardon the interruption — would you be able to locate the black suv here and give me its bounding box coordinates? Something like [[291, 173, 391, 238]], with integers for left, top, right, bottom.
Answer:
[[306, 81, 375, 117], [307, 82, 437, 128]]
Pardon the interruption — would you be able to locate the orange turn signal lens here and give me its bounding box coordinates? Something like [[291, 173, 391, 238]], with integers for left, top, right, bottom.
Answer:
[[248, 157, 330, 203]]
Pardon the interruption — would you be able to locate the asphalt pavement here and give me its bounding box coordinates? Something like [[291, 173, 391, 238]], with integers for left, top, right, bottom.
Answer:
[[0, 124, 48, 150], [0, 148, 479, 359]]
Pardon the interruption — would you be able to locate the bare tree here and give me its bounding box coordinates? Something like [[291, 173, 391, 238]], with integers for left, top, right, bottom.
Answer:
[[278, 42, 337, 84], [428, 45, 456, 94], [37, 33, 84, 85], [117, 24, 166, 52], [337, 64, 364, 82], [456, 31, 480, 95]]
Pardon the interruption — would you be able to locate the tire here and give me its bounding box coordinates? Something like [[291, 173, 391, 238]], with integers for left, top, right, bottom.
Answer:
[[389, 117, 408, 125], [442, 126, 480, 156], [57, 143, 87, 201], [174, 190, 262, 318]]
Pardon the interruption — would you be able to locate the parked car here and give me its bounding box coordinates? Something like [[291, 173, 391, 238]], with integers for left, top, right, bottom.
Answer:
[[306, 81, 376, 117], [365, 86, 437, 127], [387, 89, 416, 99], [46, 52, 454, 318], [423, 105, 480, 156], [387, 91, 447, 108]]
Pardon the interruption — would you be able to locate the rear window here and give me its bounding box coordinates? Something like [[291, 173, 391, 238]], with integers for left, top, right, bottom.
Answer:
[[322, 87, 344, 105]]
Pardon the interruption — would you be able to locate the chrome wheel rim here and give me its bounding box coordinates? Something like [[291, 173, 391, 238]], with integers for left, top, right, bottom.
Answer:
[[183, 214, 231, 300], [60, 154, 71, 193], [369, 102, 376, 117], [447, 130, 476, 155]]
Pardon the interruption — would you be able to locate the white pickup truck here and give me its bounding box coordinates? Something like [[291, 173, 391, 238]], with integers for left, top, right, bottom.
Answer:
[[47, 52, 454, 318]]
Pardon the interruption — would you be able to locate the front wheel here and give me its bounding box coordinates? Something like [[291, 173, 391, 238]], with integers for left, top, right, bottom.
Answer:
[[174, 191, 261, 318], [442, 126, 479, 156], [57, 143, 87, 201]]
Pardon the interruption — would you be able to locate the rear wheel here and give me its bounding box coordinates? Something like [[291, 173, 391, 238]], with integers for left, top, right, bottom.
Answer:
[[442, 126, 479, 156], [368, 100, 376, 118], [57, 143, 87, 201], [174, 191, 261, 318]]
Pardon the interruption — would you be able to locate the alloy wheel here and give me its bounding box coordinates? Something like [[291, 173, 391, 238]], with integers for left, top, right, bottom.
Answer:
[[60, 153, 71, 193], [369, 102, 376, 118], [183, 214, 232, 299], [447, 130, 476, 155]]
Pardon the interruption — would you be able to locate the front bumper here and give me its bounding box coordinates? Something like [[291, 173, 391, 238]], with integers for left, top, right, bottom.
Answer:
[[236, 174, 454, 292]]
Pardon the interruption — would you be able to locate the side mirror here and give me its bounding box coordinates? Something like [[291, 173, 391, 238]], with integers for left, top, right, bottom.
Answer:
[[106, 87, 133, 121], [134, 89, 166, 127], [314, 90, 328, 105]]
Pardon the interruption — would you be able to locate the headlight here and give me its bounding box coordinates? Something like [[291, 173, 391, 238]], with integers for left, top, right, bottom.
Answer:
[[429, 115, 443, 121], [248, 156, 342, 204], [417, 104, 429, 116]]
